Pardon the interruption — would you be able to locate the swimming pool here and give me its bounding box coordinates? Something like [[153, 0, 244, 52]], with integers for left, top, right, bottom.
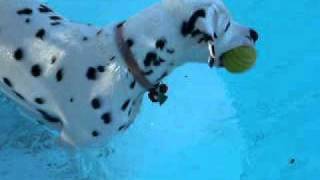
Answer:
[[0, 0, 319, 179]]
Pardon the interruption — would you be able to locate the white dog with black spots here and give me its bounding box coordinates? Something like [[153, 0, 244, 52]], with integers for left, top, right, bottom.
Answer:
[[0, 0, 258, 147]]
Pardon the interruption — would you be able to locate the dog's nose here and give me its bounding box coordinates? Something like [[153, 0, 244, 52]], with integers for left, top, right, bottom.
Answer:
[[249, 29, 259, 42]]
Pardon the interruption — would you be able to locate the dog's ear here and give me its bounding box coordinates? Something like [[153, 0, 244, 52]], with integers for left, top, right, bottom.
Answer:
[[195, 3, 219, 38], [162, 0, 229, 39]]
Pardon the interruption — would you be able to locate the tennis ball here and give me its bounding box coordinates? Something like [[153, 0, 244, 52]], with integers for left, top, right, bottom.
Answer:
[[221, 46, 257, 73]]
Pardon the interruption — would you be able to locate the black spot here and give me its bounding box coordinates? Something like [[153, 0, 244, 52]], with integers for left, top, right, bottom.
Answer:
[[200, 33, 213, 43], [198, 38, 204, 43], [155, 39, 167, 50], [96, 29, 103, 36], [121, 99, 131, 111], [91, 98, 101, 110], [101, 112, 112, 124], [159, 84, 168, 93], [143, 70, 153, 76], [181, 9, 206, 36], [166, 49, 175, 54], [97, 66, 105, 72], [14, 48, 24, 61], [126, 39, 134, 47], [157, 72, 168, 81], [14, 91, 25, 100], [39, 4, 53, 13], [214, 33, 218, 39], [56, 68, 63, 82], [128, 108, 132, 116], [35, 29, 46, 40], [31, 64, 42, 77], [144, 52, 157, 67], [191, 29, 202, 37], [289, 158, 296, 165], [51, 56, 57, 64], [82, 36, 88, 41], [92, 130, 99, 137], [51, 22, 61, 26], [153, 60, 161, 66], [70, 98, 74, 103], [35, 98, 45, 105], [249, 29, 259, 42], [224, 21, 231, 32], [17, 8, 33, 15], [50, 16, 62, 21], [110, 56, 116, 61], [130, 80, 136, 89], [86, 67, 97, 80], [198, 34, 213, 44], [3, 77, 13, 88], [25, 18, 31, 23], [159, 58, 166, 63], [116, 21, 125, 28], [118, 124, 128, 131], [37, 109, 62, 123]]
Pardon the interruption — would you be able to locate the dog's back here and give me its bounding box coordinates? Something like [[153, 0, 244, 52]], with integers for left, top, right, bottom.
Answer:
[[0, 0, 142, 147]]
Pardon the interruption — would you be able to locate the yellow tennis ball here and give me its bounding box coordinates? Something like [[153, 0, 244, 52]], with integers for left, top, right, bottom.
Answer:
[[221, 46, 257, 73]]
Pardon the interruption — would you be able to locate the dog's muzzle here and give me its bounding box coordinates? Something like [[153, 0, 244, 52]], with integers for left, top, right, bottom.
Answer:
[[208, 28, 259, 70]]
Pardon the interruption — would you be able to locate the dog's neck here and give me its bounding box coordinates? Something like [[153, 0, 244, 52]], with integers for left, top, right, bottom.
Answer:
[[116, 3, 188, 90]]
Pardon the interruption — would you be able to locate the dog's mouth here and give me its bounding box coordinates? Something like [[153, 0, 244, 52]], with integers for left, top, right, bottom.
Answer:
[[207, 43, 224, 68], [207, 43, 257, 73]]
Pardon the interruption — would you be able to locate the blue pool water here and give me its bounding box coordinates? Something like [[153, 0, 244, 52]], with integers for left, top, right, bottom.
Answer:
[[0, 0, 319, 179]]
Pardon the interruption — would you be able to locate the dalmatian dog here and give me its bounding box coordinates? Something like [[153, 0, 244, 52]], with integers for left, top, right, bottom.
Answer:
[[0, 0, 258, 147]]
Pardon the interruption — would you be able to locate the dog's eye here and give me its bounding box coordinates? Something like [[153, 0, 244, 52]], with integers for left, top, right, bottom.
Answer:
[[224, 21, 231, 32]]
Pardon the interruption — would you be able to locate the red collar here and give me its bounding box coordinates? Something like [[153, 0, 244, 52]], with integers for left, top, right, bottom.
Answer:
[[115, 23, 155, 90]]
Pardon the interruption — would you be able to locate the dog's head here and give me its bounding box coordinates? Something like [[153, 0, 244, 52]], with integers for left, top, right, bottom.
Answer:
[[162, 0, 258, 69]]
